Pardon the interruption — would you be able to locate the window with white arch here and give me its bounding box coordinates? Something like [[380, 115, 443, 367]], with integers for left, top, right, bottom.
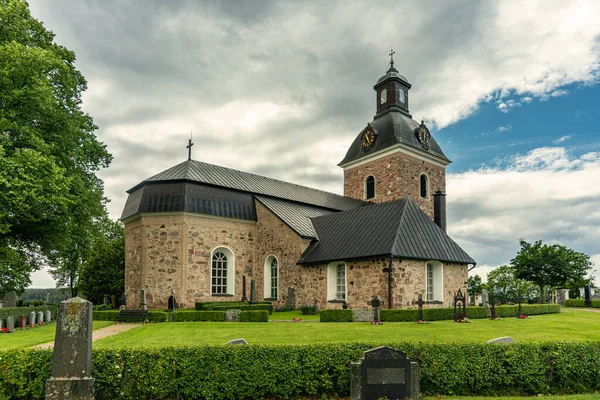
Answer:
[[425, 261, 443, 302], [420, 174, 429, 198], [263, 255, 278, 299], [211, 247, 235, 295], [327, 262, 347, 301]]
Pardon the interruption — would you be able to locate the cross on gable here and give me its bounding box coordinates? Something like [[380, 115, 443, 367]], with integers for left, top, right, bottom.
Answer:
[[186, 138, 194, 160]]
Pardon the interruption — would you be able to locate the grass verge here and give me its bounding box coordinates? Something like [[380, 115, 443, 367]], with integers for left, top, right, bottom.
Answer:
[[0, 321, 114, 350]]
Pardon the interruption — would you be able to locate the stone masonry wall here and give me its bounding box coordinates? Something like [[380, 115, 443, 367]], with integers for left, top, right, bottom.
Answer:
[[297, 258, 467, 310], [254, 201, 310, 307], [124, 218, 144, 309], [343, 151, 446, 220]]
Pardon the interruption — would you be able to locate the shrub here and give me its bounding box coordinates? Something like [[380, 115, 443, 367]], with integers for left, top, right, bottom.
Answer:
[[274, 306, 293, 312], [93, 310, 119, 321], [239, 310, 269, 322], [194, 301, 271, 310], [93, 304, 113, 311], [0, 306, 58, 322], [3, 342, 600, 399], [172, 311, 225, 322], [380, 304, 560, 322], [206, 304, 273, 314], [299, 305, 318, 315], [566, 299, 585, 307], [380, 309, 418, 322], [146, 311, 168, 323], [320, 309, 353, 322]]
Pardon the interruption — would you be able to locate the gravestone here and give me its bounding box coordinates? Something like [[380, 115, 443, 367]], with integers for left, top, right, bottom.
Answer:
[[46, 310, 52, 322], [453, 289, 466, 321], [19, 315, 27, 329], [6, 316, 14, 332], [350, 346, 420, 400], [287, 287, 295, 309], [249, 279, 257, 304], [119, 305, 126, 311], [225, 309, 241, 322], [371, 296, 382, 322], [481, 289, 491, 318], [0, 302, 3, 308], [226, 338, 248, 345], [3, 291, 17, 308], [168, 289, 177, 311], [241, 276, 248, 302], [584, 285, 592, 307], [416, 294, 425, 321], [38, 311, 44, 323], [140, 289, 147, 310], [111, 295, 116, 309], [29, 311, 36, 325], [120, 293, 127, 308], [556, 289, 568, 306], [45, 297, 94, 400], [487, 336, 515, 344]]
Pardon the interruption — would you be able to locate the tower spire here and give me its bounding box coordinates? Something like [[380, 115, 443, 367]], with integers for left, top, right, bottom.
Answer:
[[387, 47, 398, 73]]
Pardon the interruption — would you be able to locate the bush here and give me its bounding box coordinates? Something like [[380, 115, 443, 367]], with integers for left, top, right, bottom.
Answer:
[[172, 311, 225, 322], [93, 304, 113, 311], [380, 304, 560, 322], [566, 299, 585, 307], [274, 306, 293, 312], [320, 309, 353, 322], [299, 305, 318, 315], [146, 311, 168, 323], [239, 310, 269, 322], [3, 342, 600, 399], [194, 301, 271, 310], [93, 310, 119, 321], [0, 306, 58, 323], [206, 304, 273, 314], [380, 309, 418, 322]]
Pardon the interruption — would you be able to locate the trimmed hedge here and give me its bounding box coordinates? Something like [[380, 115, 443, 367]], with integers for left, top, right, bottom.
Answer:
[[207, 304, 273, 314], [147, 311, 168, 323], [239, 310, 269, 322], [2, 342, 600, 399], [566, 299, 600, 308], [320, 309, 353, 322], [172, 311, 225, 322], [0, 306, 58, 322], [380, 304, 560, 322], [194, 301, 271, 310], [93, 310, 119, 321]]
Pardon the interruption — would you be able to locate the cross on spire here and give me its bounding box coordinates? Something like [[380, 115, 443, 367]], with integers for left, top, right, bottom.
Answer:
[[186, 132, 194, 161], [389, 48, 395, 65]]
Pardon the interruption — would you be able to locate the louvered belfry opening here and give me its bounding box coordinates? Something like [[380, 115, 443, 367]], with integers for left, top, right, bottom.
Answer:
[[433, 191, 447, 232]]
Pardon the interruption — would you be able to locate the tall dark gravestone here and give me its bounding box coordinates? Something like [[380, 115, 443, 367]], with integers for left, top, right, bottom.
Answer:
[[45, 297, 94, 399], [584, 285, 592, 307], [453, 289, 466, 321], [416, 294, 425, 321], [350, 346, 420, 400], [241, 276, 248, 302], [249, 279, 257, 304], [168, 292, 177, 311], [120, 293, 127, 308]]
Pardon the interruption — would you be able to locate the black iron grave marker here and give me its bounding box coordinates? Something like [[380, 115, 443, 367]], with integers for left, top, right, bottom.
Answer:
[[168, 291, 177, 311], [453, 289, 466, 321], [416, 294, 425, 321], [350, 346, 420, 400]]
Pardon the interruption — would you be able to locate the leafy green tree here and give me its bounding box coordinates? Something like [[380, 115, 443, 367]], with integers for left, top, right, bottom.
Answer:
[[0, 0, 111, 295], [486, 265, 520, 304], [511, 239, 593, 303], [78, 218, 124, 305], [467, 275, 483, 305]]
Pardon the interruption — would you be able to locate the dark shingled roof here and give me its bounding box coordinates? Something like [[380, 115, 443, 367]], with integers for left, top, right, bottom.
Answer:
[[297, 199, 475, 265], [255, 196, 334, 239], [128, 160, 365, 212], [338, 111, 450, 166]]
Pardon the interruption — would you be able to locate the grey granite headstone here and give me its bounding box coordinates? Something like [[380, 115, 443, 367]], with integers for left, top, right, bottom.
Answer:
[[29, 311, 36, 325], [46, 310, 52, 322], [3, 291, 17, 308], [140, 289, 147, 310], [38, 311, 44, 323], [226, 338, 248, 345], [487, 336, 515, 344], [354, 309, 375, 322], [45, 297, 95, 400], [287, 287, 295, 308], [350, 346, 420, 400], [6, 316, 14, 332], [225, 309, 241, 322], [249, 280, 256, 304], [120, 293, 126, 307], [119, 305, 126, 311]]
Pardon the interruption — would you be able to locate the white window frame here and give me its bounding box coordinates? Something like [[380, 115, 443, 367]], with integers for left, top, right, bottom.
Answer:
[[420, 173, 429, 198], [327, 262, 347, 301], [210, 246, 235, 296], [263, 254, 279, 299], [425, 261, 443, 302]]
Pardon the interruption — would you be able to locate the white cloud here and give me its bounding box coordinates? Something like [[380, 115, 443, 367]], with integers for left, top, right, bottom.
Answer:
[[552, 135, 572, 144], [496, 124, 513, 132], [521, 96, 533, 103]]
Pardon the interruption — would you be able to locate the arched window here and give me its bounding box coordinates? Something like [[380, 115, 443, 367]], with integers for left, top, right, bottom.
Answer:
[[425, 261, 443, 302], [365, 176, 375, 200], [420, 174, 428, 198], [211, 247, 235, 295], [327, 262, 346, 301], [263, 255, 278, 299]]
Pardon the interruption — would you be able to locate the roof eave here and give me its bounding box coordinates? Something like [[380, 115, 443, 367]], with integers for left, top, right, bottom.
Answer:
[[339, 142, 452, 170]]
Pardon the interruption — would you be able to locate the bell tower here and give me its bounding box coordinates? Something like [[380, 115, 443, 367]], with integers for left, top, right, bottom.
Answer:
[[339, 53, 451, 223]]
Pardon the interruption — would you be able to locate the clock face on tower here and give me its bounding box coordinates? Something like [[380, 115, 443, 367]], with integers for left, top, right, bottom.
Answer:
[[362, 129, 376, 149]]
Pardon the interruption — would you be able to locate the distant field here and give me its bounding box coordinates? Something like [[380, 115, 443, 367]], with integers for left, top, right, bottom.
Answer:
[[94, 308, 600, 348], [0, 321, 114, 350]]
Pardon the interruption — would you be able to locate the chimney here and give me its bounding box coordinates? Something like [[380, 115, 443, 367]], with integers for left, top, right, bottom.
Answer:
[[433, 191, 446, 232]]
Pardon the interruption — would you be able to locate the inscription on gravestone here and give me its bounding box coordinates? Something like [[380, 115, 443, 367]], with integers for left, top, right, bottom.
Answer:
[[350, 346, 420, 400]]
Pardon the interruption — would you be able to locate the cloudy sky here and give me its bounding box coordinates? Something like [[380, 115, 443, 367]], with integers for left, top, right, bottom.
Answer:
[[26, 0, 600, 287]]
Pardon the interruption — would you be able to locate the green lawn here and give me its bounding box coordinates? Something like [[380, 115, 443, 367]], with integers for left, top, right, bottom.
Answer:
[[0, 321, 114, 350], [95, 308, 600, 348]]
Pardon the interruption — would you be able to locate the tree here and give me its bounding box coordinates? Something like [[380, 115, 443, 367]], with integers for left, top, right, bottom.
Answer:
[[511, 239, 593, 303], [467, 275, 483, 305], [0, 0, 111, 295], [486, 265, 520, 304], [78, 218, 124, 305]]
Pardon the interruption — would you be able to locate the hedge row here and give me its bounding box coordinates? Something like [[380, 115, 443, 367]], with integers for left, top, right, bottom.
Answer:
[[380, 304, 561, 322], [172, 311, 225, 322], [0, 306, 58, 322], [2, 342, 600, 399], [239, 310, 269, 322], [565, 299, 600, 308], [194, 301, 271, 310], [320, 309, 353, 322], [92, 311, 168, 323], [207, 304, 274, 314]]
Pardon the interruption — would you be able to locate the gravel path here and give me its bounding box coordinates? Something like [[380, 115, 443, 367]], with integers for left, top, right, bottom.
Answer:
[[32, 323, 142, 349]]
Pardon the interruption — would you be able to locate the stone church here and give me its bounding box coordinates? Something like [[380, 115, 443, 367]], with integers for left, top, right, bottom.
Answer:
[[121, 58, 475, 310]]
